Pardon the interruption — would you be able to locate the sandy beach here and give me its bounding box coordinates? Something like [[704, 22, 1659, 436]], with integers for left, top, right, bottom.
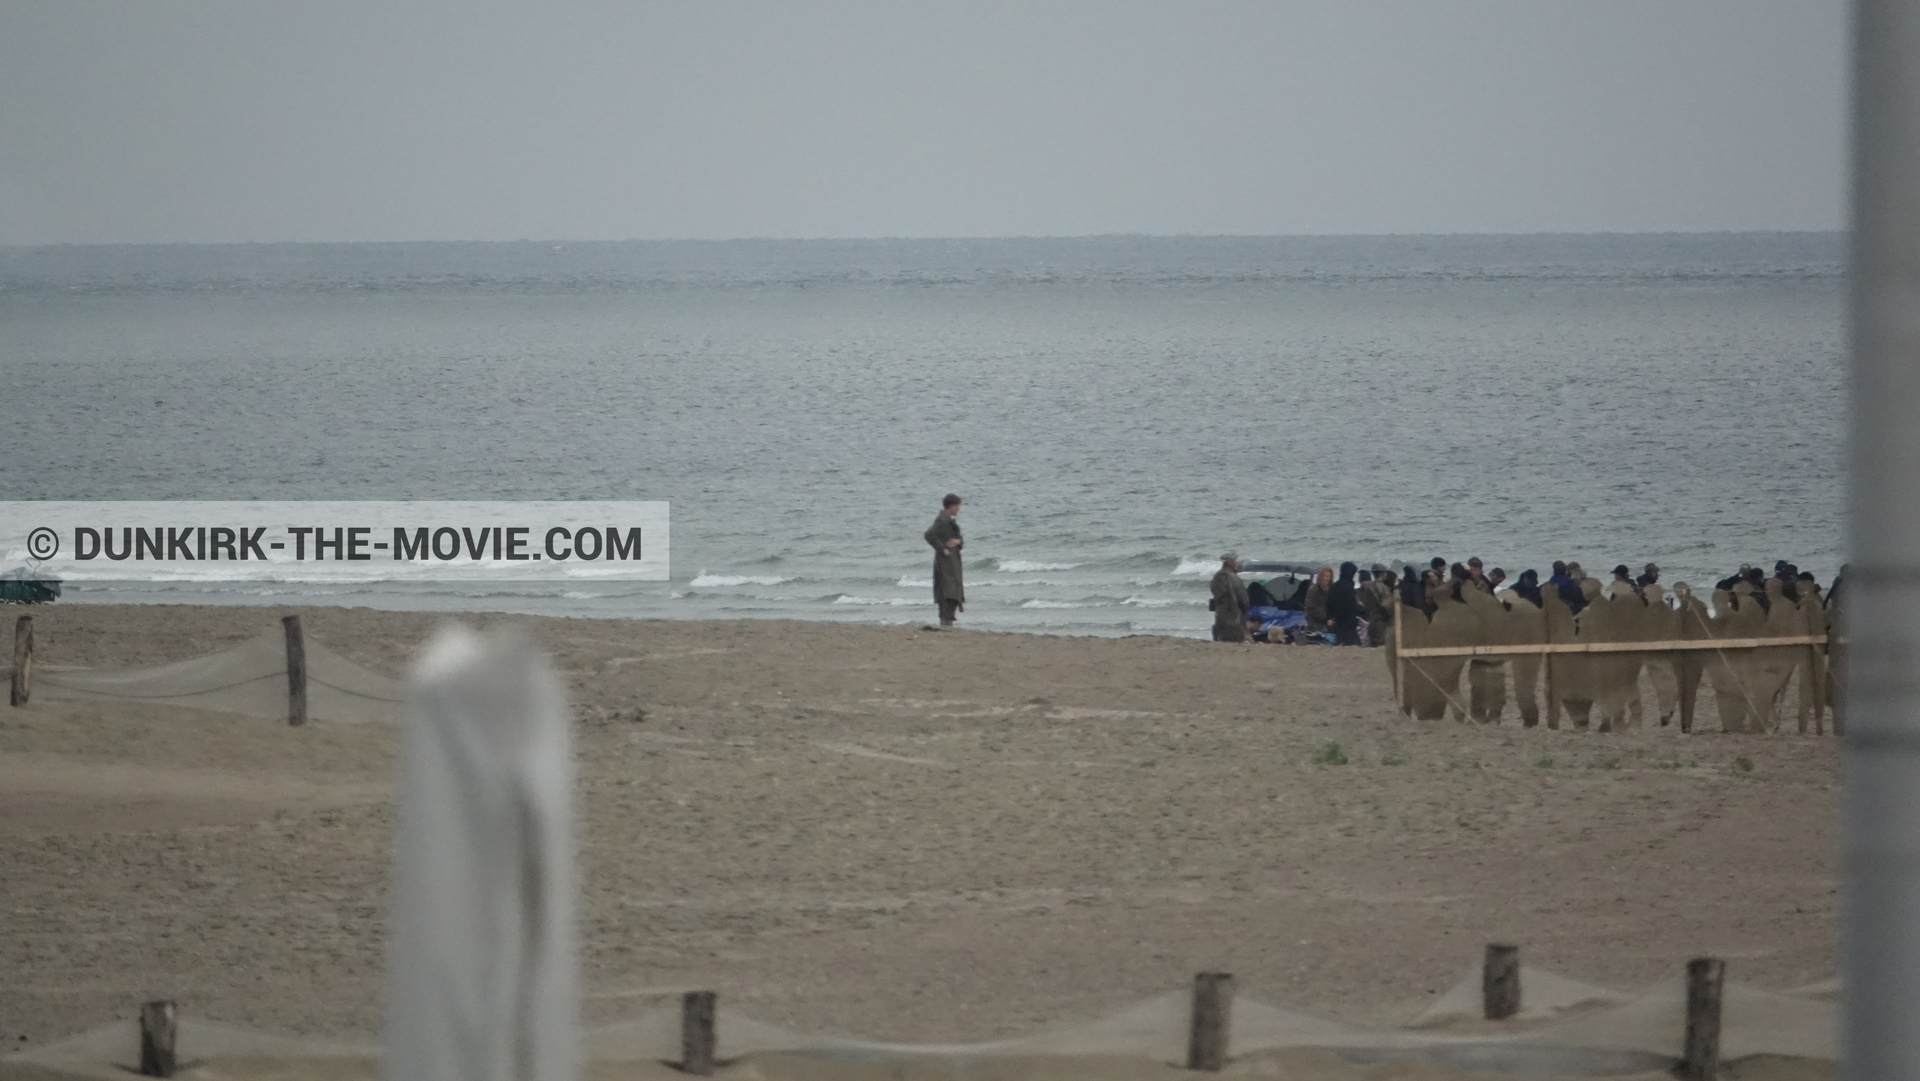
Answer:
[[0, 603, 1838, 1053]]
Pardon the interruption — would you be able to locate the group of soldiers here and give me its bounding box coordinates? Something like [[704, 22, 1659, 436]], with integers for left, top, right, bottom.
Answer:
[[1206, 546, 1843, 734]]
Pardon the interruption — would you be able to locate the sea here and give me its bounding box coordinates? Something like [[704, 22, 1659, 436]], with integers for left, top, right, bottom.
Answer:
[[0, 233, 1845, 638]]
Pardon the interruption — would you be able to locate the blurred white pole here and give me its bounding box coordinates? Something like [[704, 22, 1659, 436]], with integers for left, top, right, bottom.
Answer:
[[1851, 1, 1920, 1076], [385, 627, 577, 1081]]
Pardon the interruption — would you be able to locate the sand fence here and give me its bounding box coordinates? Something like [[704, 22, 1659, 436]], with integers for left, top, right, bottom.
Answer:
[[0, 615, 403, 724], [2, 960, 1838, 1080]]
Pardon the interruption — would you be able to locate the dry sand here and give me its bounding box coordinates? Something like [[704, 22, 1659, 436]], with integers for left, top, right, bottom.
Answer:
[[0, 604, 1838, 1055]]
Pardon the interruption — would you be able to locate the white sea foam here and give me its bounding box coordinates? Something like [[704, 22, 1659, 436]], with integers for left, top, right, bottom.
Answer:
[[690, 571, 795, 587], [896, 576, 933, 588], [833, 595, 918, 606], [996, 559, 1081, 572], [561, 591, 602, 600], [1020, 599, 1089, 609], [1122, 594, 1197, 607], [565, 565, 654, 578], [1173, 558, 1217, 575]]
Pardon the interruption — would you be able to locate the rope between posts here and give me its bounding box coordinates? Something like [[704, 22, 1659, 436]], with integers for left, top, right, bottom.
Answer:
[[1402, 652, 1475, 721], [32, 670, 403, 703], [1685, 609, 1768, 734]]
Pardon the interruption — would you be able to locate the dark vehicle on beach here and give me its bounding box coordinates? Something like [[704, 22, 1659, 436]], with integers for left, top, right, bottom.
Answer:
[[0, 567, 60, 604], [1234, 560, 1322, 642]]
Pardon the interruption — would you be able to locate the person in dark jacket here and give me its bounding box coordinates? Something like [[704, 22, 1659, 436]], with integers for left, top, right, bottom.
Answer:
[[1210, 552, 1251, 642], [1246, 579, 1280, 610], [1358, 564, 1397, 646], [1556, 562, 1588, 614], [924, 494, 966, 626], [1328, 562, 1363, 645], [1399, 564, 1425, 613], [1511, 569, 1544, 607]]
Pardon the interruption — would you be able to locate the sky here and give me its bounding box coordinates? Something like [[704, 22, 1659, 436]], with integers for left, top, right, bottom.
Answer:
[[0, 1, 1847, 244]]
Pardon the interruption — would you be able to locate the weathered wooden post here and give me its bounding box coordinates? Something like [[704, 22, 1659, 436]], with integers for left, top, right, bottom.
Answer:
[[681, 990, 717, 1076], [1680, 957, 1724, 1080], [1542, 605, 1559, 730], [282, 615, 306, 726], [1392, 602, 1405, 711], [10, 615, 30, 707], [139, 999, 177, 1078], [1187, 971, 1232, 1072], [1483, 943, 1521, 1020]]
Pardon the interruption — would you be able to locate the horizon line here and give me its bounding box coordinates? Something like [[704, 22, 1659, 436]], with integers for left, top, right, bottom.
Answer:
[[0, 228, 1847, 251]]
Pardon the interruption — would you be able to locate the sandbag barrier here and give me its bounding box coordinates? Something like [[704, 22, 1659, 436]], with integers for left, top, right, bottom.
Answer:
[[1386, 579, 1840, 734]]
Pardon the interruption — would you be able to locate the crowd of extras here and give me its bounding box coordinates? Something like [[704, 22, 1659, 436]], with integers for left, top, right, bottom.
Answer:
[[1211, 553, 1841, 647]]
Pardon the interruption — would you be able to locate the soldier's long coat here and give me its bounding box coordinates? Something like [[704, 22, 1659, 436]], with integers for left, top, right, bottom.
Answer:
[[925, 512, 965, 605], [1211, 566, 1250, 642]]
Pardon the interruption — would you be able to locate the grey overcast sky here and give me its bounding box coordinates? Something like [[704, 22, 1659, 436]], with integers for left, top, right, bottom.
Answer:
[[0, 1, 1846, 244]]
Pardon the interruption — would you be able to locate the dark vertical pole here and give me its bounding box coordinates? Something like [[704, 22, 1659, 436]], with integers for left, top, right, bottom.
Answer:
[[282, 615, 306, 726], [1680, 958, 1724, 1081], [9, 615, 30, 707], [681, 990, 716, 1076], [139, 1000, 177, 1078], [1187, 971, 1232, 1071], [1483, 943, 1521, 1020]]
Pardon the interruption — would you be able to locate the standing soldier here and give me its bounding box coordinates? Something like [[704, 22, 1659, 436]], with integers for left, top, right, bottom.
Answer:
[[1360, 564, 1397, 647], [1211, 552, 1250, 642], [925, 494, 966, 627]]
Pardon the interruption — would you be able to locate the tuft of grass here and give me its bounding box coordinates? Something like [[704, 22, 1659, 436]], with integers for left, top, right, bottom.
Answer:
[[1734, 756, 1755, 773], [1313, 741, 1349, 766], [1381, 753, 1407, 767], [1591, 756, 1621, 770], [1536, 756, 1556, 769]]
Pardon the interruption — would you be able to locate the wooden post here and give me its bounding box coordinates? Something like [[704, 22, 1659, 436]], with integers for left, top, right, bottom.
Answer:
[[1187, 971, 1232, 1071], [139, 999, 177, 1078], [681, 990, 716, 1076], [10, 615, 30, 707], [1483, 943, 1521, 1020], [1542, 604, 1558, 730], [282, 615, 306, 726], [1680, 957, 1724, 1080], [1393, 603, 1406, 713]]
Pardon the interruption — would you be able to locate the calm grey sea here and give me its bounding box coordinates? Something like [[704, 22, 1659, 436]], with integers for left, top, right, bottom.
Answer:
[[0, 234, 1844, 636]]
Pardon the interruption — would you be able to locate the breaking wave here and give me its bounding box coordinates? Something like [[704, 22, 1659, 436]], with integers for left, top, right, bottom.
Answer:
[[996, 559, 1081, 572], [691, 571, 795, 587]]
